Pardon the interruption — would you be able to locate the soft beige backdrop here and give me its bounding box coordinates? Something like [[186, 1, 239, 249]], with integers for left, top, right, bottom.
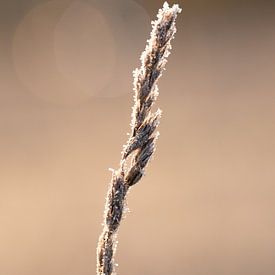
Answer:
[[0, 0, 275, 274]]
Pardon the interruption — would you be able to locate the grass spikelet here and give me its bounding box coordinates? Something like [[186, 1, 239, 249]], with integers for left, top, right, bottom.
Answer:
[[96, 2, 181, 274]]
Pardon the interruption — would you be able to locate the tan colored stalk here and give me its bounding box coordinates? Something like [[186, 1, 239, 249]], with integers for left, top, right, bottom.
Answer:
[[96, 2, 181, 274]]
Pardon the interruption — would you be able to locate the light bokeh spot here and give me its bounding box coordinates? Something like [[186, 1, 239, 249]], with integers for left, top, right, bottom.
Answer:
[[13, 0, 116, 105]]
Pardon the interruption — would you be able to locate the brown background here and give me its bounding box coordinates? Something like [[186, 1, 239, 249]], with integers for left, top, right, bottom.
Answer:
[[0, 0, 275, 274]]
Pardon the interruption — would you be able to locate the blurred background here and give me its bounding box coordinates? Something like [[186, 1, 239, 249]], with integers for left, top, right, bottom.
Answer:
[[0, 0, 275, 274]]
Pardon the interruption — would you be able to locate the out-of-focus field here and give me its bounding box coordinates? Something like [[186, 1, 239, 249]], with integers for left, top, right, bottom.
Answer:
[[0, 0, 274, 274]]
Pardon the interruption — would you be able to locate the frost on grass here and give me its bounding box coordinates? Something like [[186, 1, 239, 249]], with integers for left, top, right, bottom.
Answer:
[[97, 2, 181, 275]]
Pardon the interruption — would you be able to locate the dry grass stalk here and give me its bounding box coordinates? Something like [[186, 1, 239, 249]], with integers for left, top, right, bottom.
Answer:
[[96, 2, 181, 274]]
